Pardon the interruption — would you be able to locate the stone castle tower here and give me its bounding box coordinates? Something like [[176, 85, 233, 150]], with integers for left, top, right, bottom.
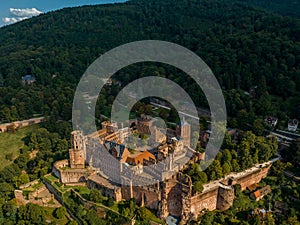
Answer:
[[69, 130, 86, 169], [176, 117, 191, 147]]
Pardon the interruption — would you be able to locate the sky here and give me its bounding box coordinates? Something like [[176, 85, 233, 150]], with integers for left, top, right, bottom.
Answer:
[[0, 0, 126, 27]]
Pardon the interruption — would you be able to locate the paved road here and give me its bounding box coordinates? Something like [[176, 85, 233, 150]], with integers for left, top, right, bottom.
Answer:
[[150, 102, 210, 120]]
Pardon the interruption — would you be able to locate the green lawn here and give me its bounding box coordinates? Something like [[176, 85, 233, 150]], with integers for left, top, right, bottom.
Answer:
[[110, 107, 137, 121], [0, 124, 39, 170], [73, 186, 91, 198], [143, 208, 165, 224], [44, 174, 59, 183]]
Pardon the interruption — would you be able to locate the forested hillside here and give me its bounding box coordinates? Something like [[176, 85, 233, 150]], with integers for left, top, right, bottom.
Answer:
[[0, 0, 299, 126], [239, 0, 300, 18]]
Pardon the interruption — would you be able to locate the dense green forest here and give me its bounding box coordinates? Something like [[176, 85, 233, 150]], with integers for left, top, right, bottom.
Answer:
[[0, 0, 299, 128], [238, 0, 300, 18]]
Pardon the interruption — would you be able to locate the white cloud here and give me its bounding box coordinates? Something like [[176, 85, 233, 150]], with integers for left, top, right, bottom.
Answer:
[[2, 17, 28, 24], [2, 8, 42, 26], [9, 8, 42, 17], [2, 17, 18, 23]]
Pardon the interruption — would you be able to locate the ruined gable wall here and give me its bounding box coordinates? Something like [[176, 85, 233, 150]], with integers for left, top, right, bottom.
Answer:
[[88, 180, 122, 202], [60, 170, 87, 183], [14, 190, 27, 205], [165, 180, 183, 217]]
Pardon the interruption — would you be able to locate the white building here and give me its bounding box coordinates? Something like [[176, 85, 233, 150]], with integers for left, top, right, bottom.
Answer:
[[288, 119, 298, 132]]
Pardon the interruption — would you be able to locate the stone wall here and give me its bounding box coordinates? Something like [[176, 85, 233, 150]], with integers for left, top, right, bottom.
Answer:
[[14, 190, 27, 205], [157, 163, 272, 223], [165, 180, 183, 217], [230, 165, 271, 191], [53, 159, 89, 184], [52, 159, 68, 179], [216, 185, 235, 211], [189, 184, 234, 219], [27, 185, 59, 207], [190, 186, 219, 216], [185, 164, 271, 221], [87, 179, 122, 202], [159, 173, 192, 223], [60, 169, 87, 183], [122, 184, 160, 209], [43, 181, 63, 203], [0, 117, 45, 133], [19, 180, 39, 189]]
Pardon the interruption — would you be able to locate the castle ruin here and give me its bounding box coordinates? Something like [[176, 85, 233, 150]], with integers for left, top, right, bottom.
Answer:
[[52, 118, 272, 224]]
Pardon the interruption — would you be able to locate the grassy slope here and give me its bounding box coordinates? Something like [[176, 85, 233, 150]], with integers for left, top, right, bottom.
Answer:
[[0, 124, 39, 170], [44, 207, 70, 225]]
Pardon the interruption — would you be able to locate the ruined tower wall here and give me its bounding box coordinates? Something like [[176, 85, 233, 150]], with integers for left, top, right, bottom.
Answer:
[[122, 185, 160, 210], [165, 180, 183, 217], [158, 179, 187, 220], [52, 160, 68, 179], [69, 149, 85, 169], [216, 186, 235, 211], [69, 130, 86, 169]]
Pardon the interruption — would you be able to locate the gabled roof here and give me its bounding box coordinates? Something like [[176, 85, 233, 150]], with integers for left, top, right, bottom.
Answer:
[[252, 190, 261, 199], [126, 151, 155, 165], [87, 174, 119, 190], [251, 185, 271, 200], [22, 75, 35, 81], [104, 140, 131, 162]]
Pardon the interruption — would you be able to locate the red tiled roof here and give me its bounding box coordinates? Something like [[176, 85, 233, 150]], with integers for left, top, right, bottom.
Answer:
[[126, 151, 155, 165]]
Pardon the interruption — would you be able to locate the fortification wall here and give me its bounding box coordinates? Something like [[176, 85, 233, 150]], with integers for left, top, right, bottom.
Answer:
[[185, 164, 271, 221], [190, 186, 219, 215], [52, 159, 88, 184], [0, 117, 45, 133], [232, 165, 270, 190], [44, 181, 63, 203]]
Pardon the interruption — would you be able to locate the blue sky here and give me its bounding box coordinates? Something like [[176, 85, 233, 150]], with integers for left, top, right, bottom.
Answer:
[[0, 0, 126, 27]]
